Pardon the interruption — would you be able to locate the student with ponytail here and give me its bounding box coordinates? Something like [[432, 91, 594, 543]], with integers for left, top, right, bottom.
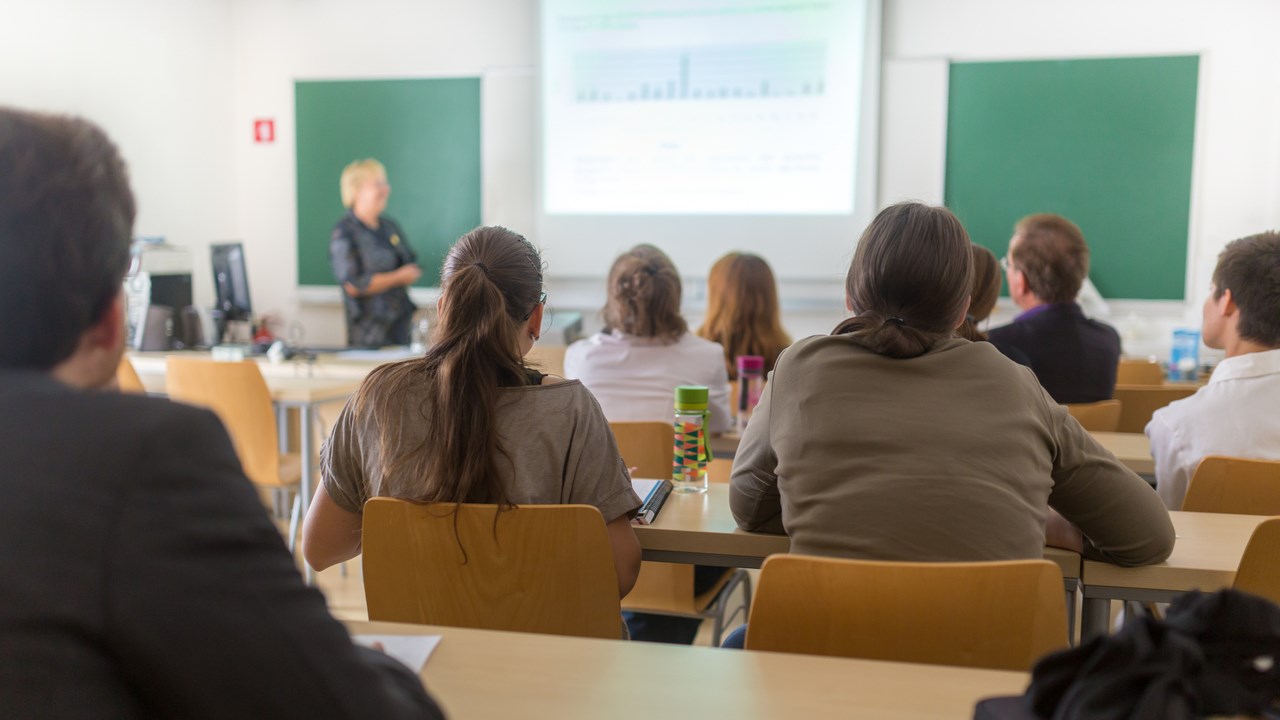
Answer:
[[302, 226, 642, 598], [729, 202, 1174, 569]]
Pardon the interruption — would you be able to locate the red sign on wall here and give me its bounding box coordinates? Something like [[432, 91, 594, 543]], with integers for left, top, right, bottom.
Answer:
[[253, 119, 275, 144]]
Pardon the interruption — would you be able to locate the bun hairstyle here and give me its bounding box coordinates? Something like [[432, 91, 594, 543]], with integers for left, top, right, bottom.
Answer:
[[359, 226, 544, 506], [602, 244, 688, 342], [833, 202, 973, 359], [957, 244, 1001, 342]]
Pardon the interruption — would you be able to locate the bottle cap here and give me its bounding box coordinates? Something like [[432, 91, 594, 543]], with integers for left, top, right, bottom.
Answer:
[[674, 385, 709, 411], [736, 355, 765, 374]]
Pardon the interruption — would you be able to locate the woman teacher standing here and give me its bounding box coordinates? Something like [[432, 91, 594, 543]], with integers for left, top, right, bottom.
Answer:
[[329, 159, 422, 347]]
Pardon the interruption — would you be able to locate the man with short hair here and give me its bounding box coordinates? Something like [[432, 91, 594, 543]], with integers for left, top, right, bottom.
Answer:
[[0, 107, 443, 718], [989, 213, 1122, 403], [1146, 231, 1280, 509]]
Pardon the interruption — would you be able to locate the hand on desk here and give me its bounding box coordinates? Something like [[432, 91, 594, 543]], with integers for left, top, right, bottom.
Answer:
[[1045, 508, 1086, 553]]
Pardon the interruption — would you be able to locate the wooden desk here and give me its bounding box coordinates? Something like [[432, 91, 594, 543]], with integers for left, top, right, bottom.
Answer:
[[637, 484, 1083, 640], [348, 620, 1030, 719], [1079, 511, 1270, 639], [638, 485, 1081, 578], [1090, 432, 1153, 475]]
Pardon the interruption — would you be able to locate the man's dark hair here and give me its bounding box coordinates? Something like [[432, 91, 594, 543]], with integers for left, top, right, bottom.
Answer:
[[1212, 231, 1280, 347], [1011, 214, 1090, 304], [0, 108, 135, 369]]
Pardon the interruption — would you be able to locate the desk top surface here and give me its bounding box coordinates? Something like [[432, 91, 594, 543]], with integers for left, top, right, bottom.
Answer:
[[130, 353, 365, 403], [1082, 511, 1268, 592], [347, 620, 1029, 720], [637, 484, 1082, 579]]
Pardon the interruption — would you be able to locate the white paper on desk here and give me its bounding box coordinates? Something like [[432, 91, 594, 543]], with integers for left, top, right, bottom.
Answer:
[[353, 634, 441, 672]]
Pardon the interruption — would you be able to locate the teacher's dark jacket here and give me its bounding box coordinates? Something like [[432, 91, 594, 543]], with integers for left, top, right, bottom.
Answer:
[[330, 210, 418, 347], [0, 371, 444, 720]]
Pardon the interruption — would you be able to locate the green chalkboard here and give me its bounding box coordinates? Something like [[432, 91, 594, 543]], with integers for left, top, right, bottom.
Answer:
[[945, 56, 1198, 300], [295, 78, 481, 287]]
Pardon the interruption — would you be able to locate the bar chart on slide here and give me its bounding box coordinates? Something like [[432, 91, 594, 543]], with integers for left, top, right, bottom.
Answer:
[[573, 43, 827, 103]]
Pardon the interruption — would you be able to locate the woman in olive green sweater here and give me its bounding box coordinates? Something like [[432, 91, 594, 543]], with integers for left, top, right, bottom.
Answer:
[[730, 202, 1173, 568]]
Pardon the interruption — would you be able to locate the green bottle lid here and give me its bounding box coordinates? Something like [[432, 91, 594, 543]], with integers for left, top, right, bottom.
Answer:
[[674, 385, 709, 411]]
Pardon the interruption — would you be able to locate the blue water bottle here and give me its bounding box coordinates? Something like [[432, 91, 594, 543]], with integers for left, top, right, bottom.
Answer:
[[1169, 329, 1200, 381]]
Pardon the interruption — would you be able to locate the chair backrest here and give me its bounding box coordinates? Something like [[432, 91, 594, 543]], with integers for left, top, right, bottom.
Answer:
[[116, 356, 146, 394], [707, 457, 733, 484], [1234, 518, 1280, 604], [526, 344, 566, 377], [164, 357, 282, 487], [746, 555, 1068, 671], [1111, 384, 1198, 433], [362, 499, 622, 639], [1066, 399, 1122, 432], [1116, 359, 1166, 385], [609, 421, 672, 480], [1182, 456, 1280, 515]]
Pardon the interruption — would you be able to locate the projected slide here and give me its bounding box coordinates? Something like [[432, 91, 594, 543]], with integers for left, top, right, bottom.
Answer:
[[541, 1, 868, 215]]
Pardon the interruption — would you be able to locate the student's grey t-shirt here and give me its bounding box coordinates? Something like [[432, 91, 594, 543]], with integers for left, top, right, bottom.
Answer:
[[321, 374, 642, 523]]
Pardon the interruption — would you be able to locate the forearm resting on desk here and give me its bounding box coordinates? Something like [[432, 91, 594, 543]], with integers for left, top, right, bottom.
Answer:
[[302, 485, 363, 571], [1044, 508, 1085, 553]]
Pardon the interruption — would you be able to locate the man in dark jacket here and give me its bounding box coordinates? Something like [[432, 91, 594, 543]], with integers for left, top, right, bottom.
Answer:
[[0, 107, 444, 719], [989, 213, 1122, 404]]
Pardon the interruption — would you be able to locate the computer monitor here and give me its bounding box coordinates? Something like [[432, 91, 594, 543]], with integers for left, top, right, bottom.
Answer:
[[211, 242, 252, 321]]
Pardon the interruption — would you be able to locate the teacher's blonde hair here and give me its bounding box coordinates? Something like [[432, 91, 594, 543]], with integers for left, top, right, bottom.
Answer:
[[339, 159, 386, 209]]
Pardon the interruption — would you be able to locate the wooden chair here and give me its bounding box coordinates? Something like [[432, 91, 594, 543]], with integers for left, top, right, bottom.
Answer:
[[609, 421, 752, 645], [746, 555, 1069, 671], [526, 344, 566, 378], [1066, 399, 1122, 432], [1116, 359, 1167, 385], [1234, 518, 1280, 604], [362, 499, 623, 639], [1181, 456, 1280, 516], [164, 358, 303, 548], [116, 356, 147, 393], [1111, 384, 1198, 433], [707, 457, 733, 484]]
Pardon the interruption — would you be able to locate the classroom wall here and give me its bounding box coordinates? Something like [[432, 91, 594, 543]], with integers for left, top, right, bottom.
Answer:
[[7, 1, 1279, 356], [881, 0, 1280, 359], [0, 0, 239, 312], [227, 0, 535, 346]]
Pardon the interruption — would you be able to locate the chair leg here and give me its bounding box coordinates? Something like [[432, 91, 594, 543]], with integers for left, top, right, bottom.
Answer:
[[287, 492, 302, 553], [709, 570, 753, 647]]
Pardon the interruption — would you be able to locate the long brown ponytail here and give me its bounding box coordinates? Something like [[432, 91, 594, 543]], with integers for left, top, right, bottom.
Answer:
[[833, 202, 973, 358], [358, 226, 544, 505]]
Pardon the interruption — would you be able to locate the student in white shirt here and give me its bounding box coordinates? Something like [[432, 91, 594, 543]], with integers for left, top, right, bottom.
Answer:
[[1146, 231, 1280, 509], [564, 244, 732, 433], [564, 243, 732, 645]]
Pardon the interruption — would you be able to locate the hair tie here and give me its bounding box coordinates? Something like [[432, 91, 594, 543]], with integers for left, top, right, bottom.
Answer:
[[964, 314, 976, 323], [886, 316, 906, 327], [473, 262, 489, 274]]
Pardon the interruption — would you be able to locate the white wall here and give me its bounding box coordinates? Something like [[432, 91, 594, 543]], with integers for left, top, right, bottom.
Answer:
[[0, 0, 238, 312], [7, 0, 1278, 354], [228, 0, 536, 345]]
